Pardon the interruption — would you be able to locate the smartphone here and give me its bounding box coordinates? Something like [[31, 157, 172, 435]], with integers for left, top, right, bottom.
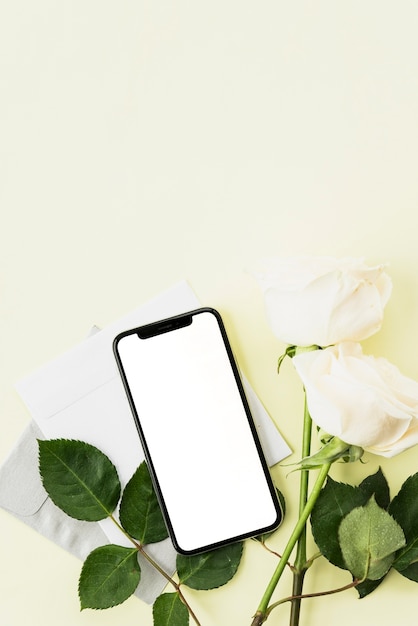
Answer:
[[113, 307, 282, 555]]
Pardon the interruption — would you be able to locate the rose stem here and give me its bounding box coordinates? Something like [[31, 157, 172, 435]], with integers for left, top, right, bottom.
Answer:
[[289, 396, 312, 626], [251, 462, 332, 626]]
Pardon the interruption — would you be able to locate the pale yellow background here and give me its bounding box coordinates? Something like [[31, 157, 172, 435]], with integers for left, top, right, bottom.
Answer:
[[2, 3, 418, 625]]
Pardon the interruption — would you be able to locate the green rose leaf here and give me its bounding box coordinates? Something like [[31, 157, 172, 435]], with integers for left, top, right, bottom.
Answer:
[[355, 577, 385, 598], [339, 496, 405, 581], [153, 593, 189, 626], [119, 462, 169, 544], [358, 467, 390, 510], [79, 545, 140, 609], [393, 562, 418, 582], [38, 439, 120, 521], [311, 470, 390, 571], [389, 473, 418, 576], [311, 476, 366, 569], [352, 467, 391, 598], [177, 542, 243, 590]]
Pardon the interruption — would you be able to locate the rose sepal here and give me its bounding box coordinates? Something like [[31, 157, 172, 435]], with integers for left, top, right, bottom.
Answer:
[[278, 345, 320, 373], [297, 436, 363, 470]]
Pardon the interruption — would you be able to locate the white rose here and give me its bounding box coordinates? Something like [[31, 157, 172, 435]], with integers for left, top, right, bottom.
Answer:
[[292, 342, 418, 457], [254, 256, 392, 347]]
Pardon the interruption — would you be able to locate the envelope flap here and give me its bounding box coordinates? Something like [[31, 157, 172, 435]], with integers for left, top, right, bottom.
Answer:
[[0, 422, 47, 516], [15, 281, 200, 420]]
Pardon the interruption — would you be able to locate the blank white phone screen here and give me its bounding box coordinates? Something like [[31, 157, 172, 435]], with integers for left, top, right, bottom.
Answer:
[[116, 310, 279, 553]]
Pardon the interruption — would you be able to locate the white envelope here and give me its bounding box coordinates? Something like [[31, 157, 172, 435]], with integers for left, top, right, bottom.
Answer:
[[6, 280, 290, 603], [0, 420, 179, 605]]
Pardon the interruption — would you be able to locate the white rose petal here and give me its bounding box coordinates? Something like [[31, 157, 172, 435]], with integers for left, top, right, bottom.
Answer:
[[292, 342, 418, 457], [254, 256, 392, 347]]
